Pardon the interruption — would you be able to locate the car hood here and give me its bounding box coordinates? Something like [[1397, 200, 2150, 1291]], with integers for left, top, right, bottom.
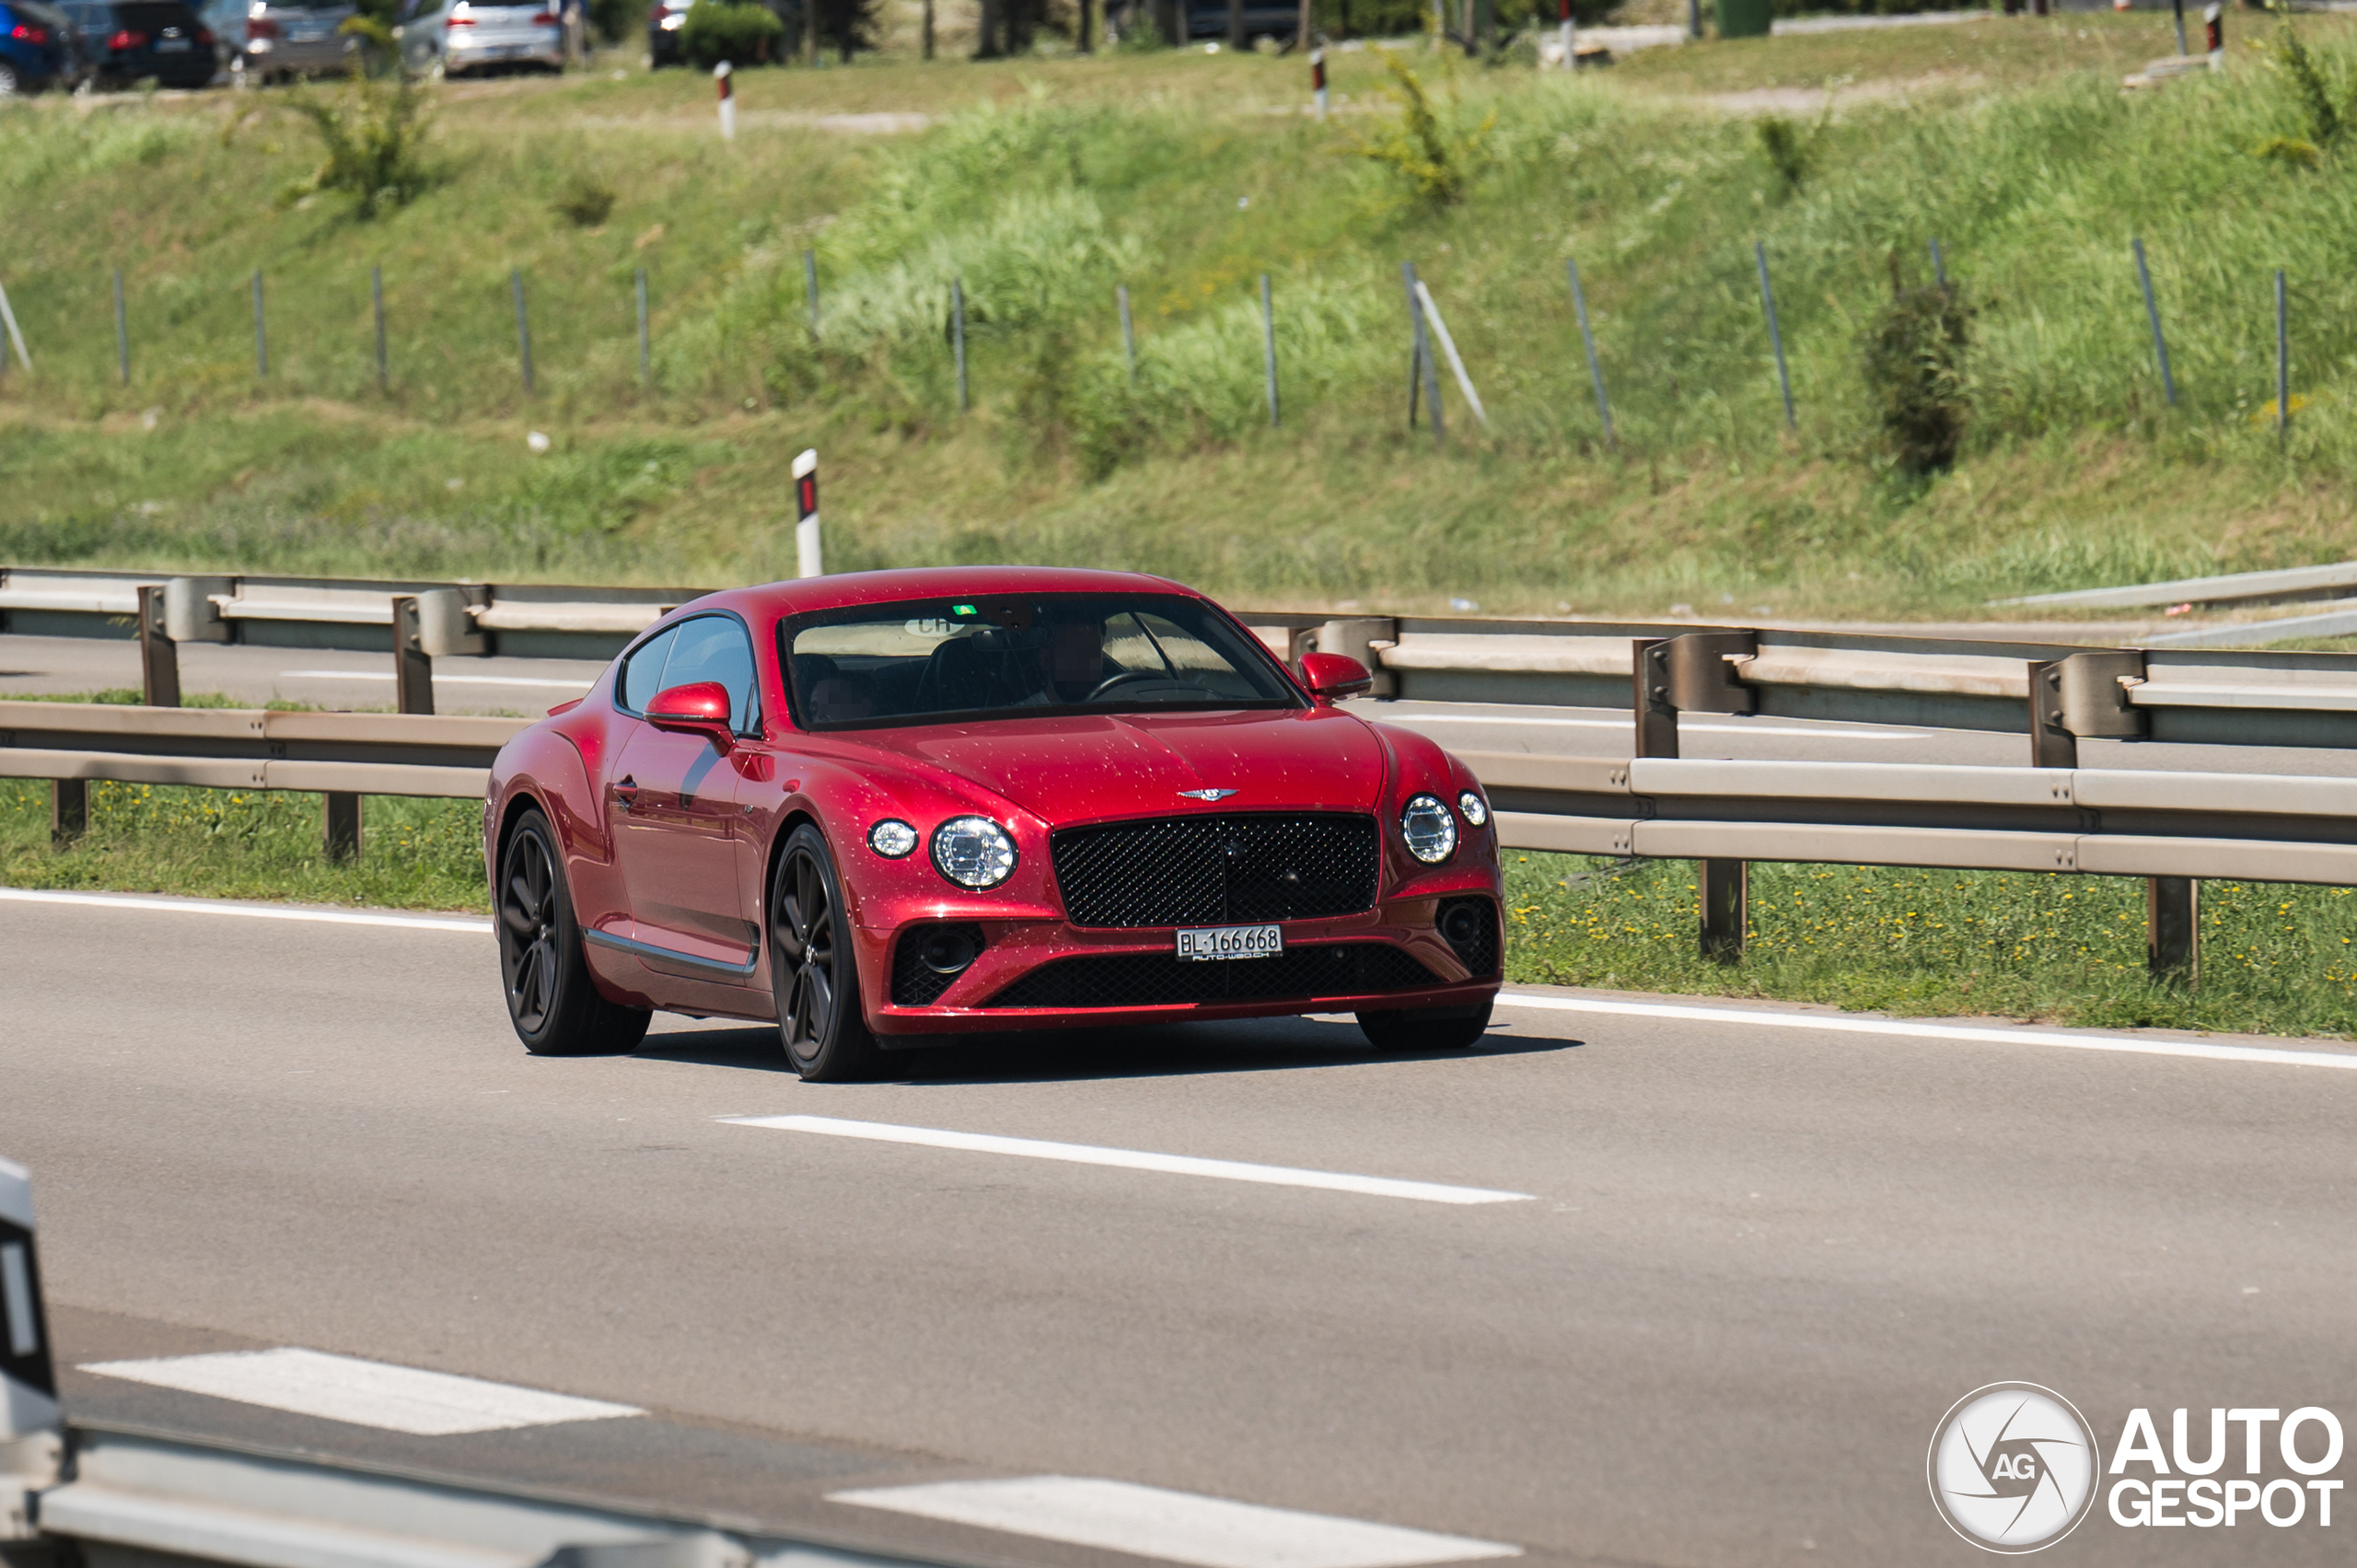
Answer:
[[836, 707, 1392, 825]]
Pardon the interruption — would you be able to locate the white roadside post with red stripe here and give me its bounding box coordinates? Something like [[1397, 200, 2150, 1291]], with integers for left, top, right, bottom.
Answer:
[[795, 448, 822, 578], [2203, 1, 2223, 64], [2, 1154, 61, 1537], [1310, 47, 1328, 121], [1559, 0, 1573, 69], [715, 61, 736, 142]]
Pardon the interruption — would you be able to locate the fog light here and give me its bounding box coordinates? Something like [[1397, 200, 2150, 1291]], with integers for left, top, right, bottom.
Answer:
[[919, 926, 981, 976]]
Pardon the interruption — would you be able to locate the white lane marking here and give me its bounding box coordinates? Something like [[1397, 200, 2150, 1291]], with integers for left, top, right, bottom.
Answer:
[[723, 1115, 1533, 1206], [827, 1477, 1522, 1568], [1384, 714, 1925, 740], [1496, 992, 2357, 1072], [78, 1349, 643, 1435], [279, 669, 594, 689], [0, 887, 491, 933]]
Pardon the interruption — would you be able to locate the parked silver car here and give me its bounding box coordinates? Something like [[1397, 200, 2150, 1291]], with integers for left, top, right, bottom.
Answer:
[[202, 0, 357, 82], [396, 0, 558, 76]]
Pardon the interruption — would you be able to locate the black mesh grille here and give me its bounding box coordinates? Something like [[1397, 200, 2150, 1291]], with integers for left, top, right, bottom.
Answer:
[[982, 941, 1440, 1010], [890, 923, 987, 1006], [1436, 896, 1500, 979], [1051, 813, 1379, 928]]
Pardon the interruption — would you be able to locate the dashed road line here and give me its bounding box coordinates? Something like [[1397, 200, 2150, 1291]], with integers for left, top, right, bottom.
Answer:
[[723, 1115, 1534, 1206], [828, 1476, 1522, 1568], [79, 1348, 642, 1435]]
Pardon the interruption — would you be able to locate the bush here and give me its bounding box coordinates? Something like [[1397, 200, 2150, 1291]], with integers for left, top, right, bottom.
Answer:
[[276, 70, 432, 220], [1863, 258, 1974, 475], [1347, 48, 1494, 207], [1756, 114, 1812, 195], [679, 0, 784, 67], [552, 172, 617, 227]]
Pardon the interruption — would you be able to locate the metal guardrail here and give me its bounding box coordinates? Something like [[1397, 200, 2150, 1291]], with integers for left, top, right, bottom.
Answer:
[[13, 568, 2357, 974]]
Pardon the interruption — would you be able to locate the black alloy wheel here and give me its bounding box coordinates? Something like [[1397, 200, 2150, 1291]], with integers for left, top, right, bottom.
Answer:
[[497, 807, 651, 1055], [772, 824, 880, 1081], [1356, 998, 1493, 1052]]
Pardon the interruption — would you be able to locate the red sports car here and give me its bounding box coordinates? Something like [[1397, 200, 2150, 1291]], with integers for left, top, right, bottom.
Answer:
[[483, 567, 1503, 1079]]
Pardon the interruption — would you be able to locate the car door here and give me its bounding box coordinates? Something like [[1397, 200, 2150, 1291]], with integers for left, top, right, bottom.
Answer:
[[609, 613, 761, 968]]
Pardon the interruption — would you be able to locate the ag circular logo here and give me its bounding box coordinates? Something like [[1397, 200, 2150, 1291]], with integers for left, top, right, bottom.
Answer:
[[1928, 1383, 2099, 1552]]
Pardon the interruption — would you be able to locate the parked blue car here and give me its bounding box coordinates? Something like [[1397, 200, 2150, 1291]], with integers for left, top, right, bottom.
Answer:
[[0, 0, 88, 93]]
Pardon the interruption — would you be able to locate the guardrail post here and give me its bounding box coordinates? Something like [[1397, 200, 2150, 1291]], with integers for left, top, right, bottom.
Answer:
[[1701, 859, 1747, 963], [392, 595, 434, 716], [324, 792, 363, 864], [51, 782, 86, 848], [2148, 876, 2199, 984], [1632, 639, 1678, 759], [2026, 661, 2077, 769], [136, 585, 180, 708]]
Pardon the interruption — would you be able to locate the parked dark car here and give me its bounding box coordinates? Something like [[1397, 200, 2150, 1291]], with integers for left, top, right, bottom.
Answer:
[[200, 0, 357, 83], [1181, 0, 1298, 41], [0, 0, 88, 93], [53, 0, 215, 87]]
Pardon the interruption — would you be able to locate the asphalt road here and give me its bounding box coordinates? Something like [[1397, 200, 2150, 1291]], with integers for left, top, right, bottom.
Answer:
[[7, 632, 2353, 775], [4, 889, 2351, 1568]]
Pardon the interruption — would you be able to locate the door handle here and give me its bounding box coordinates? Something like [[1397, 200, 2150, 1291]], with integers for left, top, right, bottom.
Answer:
[[612, 776, 640, 808]]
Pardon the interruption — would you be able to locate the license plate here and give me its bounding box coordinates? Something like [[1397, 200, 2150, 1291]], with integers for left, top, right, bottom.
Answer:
[[1176, 923, 1283, 962], [157, 38, 191, 49]]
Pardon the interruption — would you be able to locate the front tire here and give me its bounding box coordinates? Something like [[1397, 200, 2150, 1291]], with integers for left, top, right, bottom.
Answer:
[[497, 807, 651, 1055], [771, 824, 878, 1081], [1357, 998, 1493, 1051]]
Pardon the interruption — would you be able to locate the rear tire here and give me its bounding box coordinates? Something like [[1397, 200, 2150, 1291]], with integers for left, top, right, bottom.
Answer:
[[1356, 998, 1493, 1052], [497, 807, 651, 1055], [772, 824, 879, 1082]]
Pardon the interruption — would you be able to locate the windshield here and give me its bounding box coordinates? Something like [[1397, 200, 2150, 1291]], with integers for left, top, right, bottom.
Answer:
[[782, 592, 1300, 730]]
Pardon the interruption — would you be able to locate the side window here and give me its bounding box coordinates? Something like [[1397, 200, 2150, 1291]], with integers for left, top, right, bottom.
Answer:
[[657, 614, 760, 733], [618, 625, 679, 714]]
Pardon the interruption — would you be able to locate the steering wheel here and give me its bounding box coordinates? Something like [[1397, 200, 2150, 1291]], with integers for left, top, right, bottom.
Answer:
[[1085, 669, 1180, 703]]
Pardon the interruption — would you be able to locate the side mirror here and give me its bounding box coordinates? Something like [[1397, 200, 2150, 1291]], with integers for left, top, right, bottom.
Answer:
[[644, 680, 734, 740], [1299, 652, 1374, 700]]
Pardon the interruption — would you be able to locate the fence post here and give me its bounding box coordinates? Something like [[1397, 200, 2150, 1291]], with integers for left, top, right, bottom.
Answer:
[[1311, 46, 1328, 119], [2172, 0, 2187, 53], [794, 447, 822, 578], [0, 1156, 62, 1445], [136, 586, 180, 709], [1260, 273, 1280, 428], [511, 269, 534, 394], [1565, 256, 1615, 450], [2275, 268, 2289, 443], [1754, 241, 1794, 428], [0, 278, 27, 377], [714, 60, 735, 141], [2148, 876, 2199, 983], [2132, 238, 2176, 407], [635, 266, 650, 387], [1413, 280, 1488, 428], [951, 276, 969, 411], [1929, 237, 1946, 289], [50, 782, 86, 848], [113, 268, 129, 387], [803, 250, 819, 339], [372, 264, 388, 389], [251, 269, 267, 377], [1401, 260, 1443, 440], [1118, 285, 1136, 382]]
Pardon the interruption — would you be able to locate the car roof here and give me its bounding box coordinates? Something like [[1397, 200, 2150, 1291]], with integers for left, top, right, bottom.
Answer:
[[674, 565, 1200, 624]]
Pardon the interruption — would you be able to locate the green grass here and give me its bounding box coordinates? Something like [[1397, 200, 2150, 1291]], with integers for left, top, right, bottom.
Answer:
[[8, 17, 2357, 618], [1, 779, 486, 909], [1505, 852, 2357, 1038]]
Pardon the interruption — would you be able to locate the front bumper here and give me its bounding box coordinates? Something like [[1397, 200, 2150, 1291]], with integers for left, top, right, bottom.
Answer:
[[857, 895, 1500, 1039]]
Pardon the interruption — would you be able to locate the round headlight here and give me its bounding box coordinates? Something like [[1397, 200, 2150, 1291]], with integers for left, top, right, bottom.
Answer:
[[868, 819, 918, 858], [1457, 789, 1490, 828], [1399, 794, 1457, 865], [931, 816, 1018, 889]]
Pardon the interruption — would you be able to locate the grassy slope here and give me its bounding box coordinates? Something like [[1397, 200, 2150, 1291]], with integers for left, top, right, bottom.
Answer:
[[6, 15, 2357, 620]]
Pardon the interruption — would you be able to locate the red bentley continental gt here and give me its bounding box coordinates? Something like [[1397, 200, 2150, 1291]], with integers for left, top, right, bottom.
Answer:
[[483, 567, 1503, 1079]]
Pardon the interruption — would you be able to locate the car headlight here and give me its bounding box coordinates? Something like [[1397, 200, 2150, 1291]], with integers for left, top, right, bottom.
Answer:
[[932, 816, 1018, 889], [1399, 794, 1457, 865], [868, 819, 917, 858], [1457, 789, 1489, 828]]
